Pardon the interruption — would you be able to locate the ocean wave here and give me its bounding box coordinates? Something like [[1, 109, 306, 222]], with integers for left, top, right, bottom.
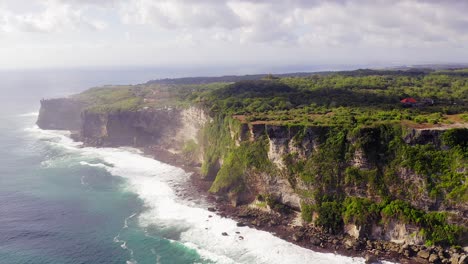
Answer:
[[79, 161, 110, 169], [30, 127, 377, 264], [114, 234, 136, 262], [24, 125, 82, 149], [124, 213, 137, 229]]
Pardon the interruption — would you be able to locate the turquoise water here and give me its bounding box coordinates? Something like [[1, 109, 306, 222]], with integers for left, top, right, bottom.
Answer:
[[0, 114, 206, 264], [0, 69, 367, 264]]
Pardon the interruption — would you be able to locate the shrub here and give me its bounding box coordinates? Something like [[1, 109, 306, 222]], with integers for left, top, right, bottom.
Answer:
[[316, 201, 343, 234], [301, 202, 314, 222]]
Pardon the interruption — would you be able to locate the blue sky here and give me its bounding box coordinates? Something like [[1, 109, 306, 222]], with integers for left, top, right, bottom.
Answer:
[[1, 0, 468, 70]]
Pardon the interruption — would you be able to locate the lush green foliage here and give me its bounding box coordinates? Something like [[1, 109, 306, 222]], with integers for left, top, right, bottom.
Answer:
[[200, 116, 237, 178], [442, 128, 468, 151], [209, 137, 272, 193], [315, 201, 344, 234], [73, 86, 143, 112], [193, 70, 467, 127], [300, 202, 314, 223], [342, 197, 380, 226], [203, 116, 273, 193]]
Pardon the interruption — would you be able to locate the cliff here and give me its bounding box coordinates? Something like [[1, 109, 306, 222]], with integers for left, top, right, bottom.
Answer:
[[201, 117, 467, 248], [76, 107, 210, 160], [37, 90, 467, 263], [37, 98, 467, 238], [37, 98, 87, 130]]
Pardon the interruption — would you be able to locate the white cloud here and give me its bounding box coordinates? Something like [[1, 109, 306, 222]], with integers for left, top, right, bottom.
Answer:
[[119, 0, 242, 29], [0, 0, 108, 33], [2, 0, 468, 46]]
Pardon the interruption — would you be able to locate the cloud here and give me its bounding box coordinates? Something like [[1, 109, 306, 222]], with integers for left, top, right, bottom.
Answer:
[[0, 0, 107, 33], [2, 0, 468, 48], [1, 0, 467, 70], [120, 0, 242, 29], [113, 0, 468, 48]]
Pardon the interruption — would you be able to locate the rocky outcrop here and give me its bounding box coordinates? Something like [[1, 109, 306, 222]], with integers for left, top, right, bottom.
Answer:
[[404, 128, 444, 146], [37, 98, 86, 130], [235, 125, 327, 210]]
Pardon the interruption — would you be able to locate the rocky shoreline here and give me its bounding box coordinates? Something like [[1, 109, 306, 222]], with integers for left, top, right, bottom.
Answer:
[[141, 146, 467, 264]]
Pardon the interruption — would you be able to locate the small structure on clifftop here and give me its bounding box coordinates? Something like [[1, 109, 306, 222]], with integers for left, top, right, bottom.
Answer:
[[400, 97, 417, 107]]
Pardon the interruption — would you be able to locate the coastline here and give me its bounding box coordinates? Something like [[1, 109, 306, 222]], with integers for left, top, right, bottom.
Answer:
[[140, 146, 425, 264], [32, 66, 468, 264], [36, 124, 464, 264]]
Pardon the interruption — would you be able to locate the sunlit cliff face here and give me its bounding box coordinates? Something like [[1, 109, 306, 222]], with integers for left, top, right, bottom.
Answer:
[[1, 0, 468, 70]]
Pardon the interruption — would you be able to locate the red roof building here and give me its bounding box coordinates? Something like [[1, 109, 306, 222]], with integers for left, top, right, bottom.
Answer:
[[400, 97, 417, 103]]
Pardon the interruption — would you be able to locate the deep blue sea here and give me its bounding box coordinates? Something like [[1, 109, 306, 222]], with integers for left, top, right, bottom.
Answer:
[[0, 68, 368, 264]]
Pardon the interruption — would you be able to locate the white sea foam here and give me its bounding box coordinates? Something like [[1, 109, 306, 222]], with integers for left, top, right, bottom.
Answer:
[[114, 234, 136, 262], [79, 161, 109, 169], [124, 213, 137, 229], [25, 126, 82, 149], [30, 127, 394, 264]]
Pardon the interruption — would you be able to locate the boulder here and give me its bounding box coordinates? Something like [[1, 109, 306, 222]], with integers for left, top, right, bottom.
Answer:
[[292, 232, 303, 242], [429, 254, 440, 263], [344, 238, 354, 250], [418, 250, 430, 259], [403, 249, 411, 258], [450, 253, 460, 264], [310, 237, 321, 246], [458, 254, 467, 264], [365, 253, 380, 264]]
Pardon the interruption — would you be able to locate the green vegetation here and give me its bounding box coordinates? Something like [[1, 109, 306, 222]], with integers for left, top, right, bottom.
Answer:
[[182, 139, 199, 162], [316, 201, 343, 234], [301, 197, 465, 245], [194, 70, 467, 127], [342, 197, 380, 227], [300, 202, 314, 223], [72, 69, 467, 126], [72, 82, 229, 113], [209, 131, 273, 193], [73, 86, 143, 112]]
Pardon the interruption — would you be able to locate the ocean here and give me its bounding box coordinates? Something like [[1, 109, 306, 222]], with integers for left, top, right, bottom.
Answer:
[[0, 68, 370, 264]]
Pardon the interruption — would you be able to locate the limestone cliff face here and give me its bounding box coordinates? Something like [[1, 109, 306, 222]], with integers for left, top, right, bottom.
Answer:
[[37, 98, 86, 130], [230, 124, 329, 210], [80, 108, 179, 147], [79, 107, 210, 154], [37, 98, 210, 159], [222, 123, 466, 246]]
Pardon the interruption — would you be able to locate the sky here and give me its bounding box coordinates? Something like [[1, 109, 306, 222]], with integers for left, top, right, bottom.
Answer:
[[1, 0, 468, 71]]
